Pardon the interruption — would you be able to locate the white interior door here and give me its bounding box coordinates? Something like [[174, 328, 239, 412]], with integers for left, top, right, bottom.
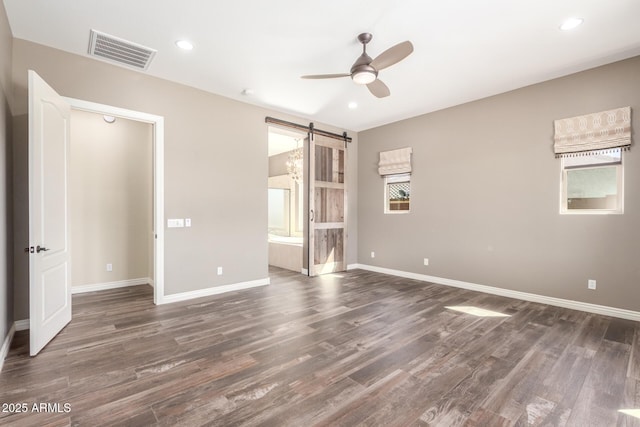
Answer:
[[28, 70, 72, 356], [308, 133, 347, 276]]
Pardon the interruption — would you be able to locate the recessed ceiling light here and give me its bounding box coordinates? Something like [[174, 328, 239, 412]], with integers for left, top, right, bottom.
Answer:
[[175, 40, 194, 50], [103, 115, 116, 124], [560, 17, 583, 31], [348, 102, 358, 109]]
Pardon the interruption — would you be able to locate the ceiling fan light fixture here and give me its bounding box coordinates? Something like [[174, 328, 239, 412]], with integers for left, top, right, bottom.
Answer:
[[352, 69, 377, 85]]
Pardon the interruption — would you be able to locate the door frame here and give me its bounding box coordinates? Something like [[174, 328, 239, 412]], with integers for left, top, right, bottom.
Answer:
[[64, 97, 165, 304]]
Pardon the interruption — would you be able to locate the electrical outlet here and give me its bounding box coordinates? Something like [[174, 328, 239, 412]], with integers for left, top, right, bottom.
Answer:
[[424, 258, 429, 266], [185, 218, 192, 227], [371, 251, 375, 258], [106, 263, 113, 272], [588, 279, 596, 290], [217, 267, 223, 275]]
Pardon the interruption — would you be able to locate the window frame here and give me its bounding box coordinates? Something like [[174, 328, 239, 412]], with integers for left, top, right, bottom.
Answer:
[[384, 173, 411, 214], [559, 150, 624, 215]]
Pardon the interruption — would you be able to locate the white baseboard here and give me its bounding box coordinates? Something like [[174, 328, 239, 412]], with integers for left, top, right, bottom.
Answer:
[[14, 319, 29, 331], [301, 268, 308, 275], [159, 277, 270, 305], [351, 264, 640, 322], [1, 323, 16, 372], [72, 277, 153, 294], [17, 277, 271, 326]]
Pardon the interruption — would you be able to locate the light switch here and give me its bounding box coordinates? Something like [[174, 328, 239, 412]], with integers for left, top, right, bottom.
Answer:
[[167, 218, 184, 228]]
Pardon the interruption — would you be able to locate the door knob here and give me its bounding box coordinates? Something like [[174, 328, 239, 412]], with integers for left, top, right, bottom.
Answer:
[[36, 245, 50, 253]]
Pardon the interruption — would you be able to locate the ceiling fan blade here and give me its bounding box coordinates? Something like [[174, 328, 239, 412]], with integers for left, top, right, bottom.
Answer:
[[367, 79, 390, 98], [370, 41, 413, 71], [301, 73, 351, 79]]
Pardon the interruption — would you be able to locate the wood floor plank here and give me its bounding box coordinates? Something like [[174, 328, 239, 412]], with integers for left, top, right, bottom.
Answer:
[[566, 339, 632, 426], [311, 369, 412, 426], [620, 377, 640, 427], [255, 376, 364, 427], [629, 326, 640, 380], [1, 267, 638, 426], [418, 355, 514, 426]]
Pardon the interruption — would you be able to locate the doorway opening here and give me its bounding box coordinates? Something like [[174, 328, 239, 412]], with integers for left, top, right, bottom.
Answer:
[[266, 121, 349, 278], [65, 98, 165, 304], [267, 126, 307, 274], [69, 109, 153, 300]]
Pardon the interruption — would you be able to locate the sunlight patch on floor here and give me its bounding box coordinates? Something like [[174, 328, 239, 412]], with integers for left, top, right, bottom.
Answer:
[[619, 409, 640, 419], [445, 306, 511, 318]]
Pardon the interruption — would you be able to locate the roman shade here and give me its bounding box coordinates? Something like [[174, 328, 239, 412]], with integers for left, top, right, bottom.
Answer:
[[378, 147, 412, 175], [553, 106, 631, 157]]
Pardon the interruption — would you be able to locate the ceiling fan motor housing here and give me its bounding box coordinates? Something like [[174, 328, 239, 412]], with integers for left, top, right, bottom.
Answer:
[[351, 33, 377, 84]]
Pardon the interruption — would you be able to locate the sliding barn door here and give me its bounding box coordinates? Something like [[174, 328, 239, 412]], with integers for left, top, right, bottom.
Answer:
[[308, 133, 347, 276]]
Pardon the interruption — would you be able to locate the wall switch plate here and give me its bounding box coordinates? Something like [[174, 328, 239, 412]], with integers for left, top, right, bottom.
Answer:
[[185, 218, 192, 227], [371, 251, 375, 258], [424, 258, 429, 266], [588, 279, 596, 290], [167, 218, 184, 228], [217, 267, 223, 275], [106, 263, 113, 272]]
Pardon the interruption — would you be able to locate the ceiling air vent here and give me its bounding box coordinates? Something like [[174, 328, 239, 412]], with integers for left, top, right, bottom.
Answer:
[[88, 29, 156, 70]]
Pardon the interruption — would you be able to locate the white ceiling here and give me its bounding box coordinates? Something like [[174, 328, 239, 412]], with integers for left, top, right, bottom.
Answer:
[[4, 0, 640, 132]]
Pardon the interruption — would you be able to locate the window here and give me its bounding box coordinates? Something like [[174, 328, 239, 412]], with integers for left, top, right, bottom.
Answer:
[[553, 107, 630, 214], [385, 173, 410, 214], [268, 188, 291, 235], [560, 148, 623, 214]]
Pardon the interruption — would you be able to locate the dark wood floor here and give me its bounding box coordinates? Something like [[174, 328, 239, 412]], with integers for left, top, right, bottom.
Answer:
[[1, 267, 639, 426]]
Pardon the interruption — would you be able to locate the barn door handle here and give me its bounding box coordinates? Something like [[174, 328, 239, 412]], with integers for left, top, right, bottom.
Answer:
[[36, 245, 50, 253]]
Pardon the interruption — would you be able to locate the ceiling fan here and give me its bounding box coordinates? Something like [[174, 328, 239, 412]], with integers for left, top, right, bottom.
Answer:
[[301, 33, 413, 98]]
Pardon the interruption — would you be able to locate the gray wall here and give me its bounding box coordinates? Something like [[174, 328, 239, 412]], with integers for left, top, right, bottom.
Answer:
[[358, 55, 640, 312], [0, 0, 13, 344], [10, 39, 358, 320]]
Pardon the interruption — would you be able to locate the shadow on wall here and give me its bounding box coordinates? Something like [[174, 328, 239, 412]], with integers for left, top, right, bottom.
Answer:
[[2, 94, 14, 332], [12, 114, 28, 321]]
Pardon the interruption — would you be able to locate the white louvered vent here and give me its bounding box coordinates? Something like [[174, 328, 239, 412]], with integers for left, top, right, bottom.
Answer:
[[88, 29, 156, 70]]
